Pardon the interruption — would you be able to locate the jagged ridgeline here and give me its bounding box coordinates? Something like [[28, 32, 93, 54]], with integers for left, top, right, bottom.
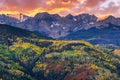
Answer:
[[0, 24, 51, 45], [0, 24, 120, 80]]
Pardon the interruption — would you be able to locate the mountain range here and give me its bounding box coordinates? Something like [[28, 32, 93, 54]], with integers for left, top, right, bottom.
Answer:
[[1, 12, 120, 45], [1, 14, 120, 80]]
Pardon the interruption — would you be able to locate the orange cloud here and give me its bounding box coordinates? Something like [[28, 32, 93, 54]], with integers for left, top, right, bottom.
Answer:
[[84, 0, 106, 7], [0, 0, 120, 18]]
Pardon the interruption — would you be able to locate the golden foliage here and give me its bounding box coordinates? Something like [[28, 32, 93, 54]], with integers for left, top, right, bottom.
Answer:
[[16, 37, 22, 43], [10, 42, 43, 55], [33, 61, 47, 72], [9, 69, 24, 76], [91, 64, 98, 69], [21, 43, 31, 49]]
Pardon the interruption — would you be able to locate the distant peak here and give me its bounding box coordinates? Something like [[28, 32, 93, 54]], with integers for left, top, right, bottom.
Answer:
[[76, 13, 90, 16], [51, 14, 61, 19], [65, 14, 73, 19], [105, 15, 116, 20], [97, 15, 116, 21], [97, 15, 109, 21], [52, 14, 60, 17], [34, 12, 51, 18], [35, 12, 49, 16]]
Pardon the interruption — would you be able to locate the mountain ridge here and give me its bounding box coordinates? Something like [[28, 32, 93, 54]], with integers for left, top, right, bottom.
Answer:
[[1, 12, 120, 45], [61, 23, 120, 46]]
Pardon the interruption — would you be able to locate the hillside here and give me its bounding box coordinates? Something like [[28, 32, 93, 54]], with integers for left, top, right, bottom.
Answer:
[[0, 23, 120, 80], [0, 24, 51, 45], [0, 38, 120, 80]]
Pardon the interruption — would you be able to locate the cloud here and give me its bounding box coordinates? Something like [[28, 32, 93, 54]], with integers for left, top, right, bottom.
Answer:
[[84, 0, 106, 7], [96, 1, 120, 17], [0, 0, 120, 18]]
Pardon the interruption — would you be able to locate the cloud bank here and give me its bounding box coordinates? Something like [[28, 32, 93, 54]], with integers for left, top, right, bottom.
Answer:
[[0, 0, 120, 18]]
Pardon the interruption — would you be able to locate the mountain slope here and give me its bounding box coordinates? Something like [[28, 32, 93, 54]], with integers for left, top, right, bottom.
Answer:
[[0, 24, 51, 45], [61, 23, 120, 46]]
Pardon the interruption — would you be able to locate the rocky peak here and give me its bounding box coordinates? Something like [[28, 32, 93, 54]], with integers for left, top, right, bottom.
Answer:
[[103, 15, 117, 23], [75, 14, 98, 23], [98, 15, 120, 27], [65, 14, 74, 19], [34, 12, 51, 19], [51, 14, 61, 18]]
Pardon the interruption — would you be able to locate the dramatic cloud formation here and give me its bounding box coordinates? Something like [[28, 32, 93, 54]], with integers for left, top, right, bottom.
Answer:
[[0, 0, 120, 18]]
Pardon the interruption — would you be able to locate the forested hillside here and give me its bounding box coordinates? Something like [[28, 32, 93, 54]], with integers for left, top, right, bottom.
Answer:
[[0, 24, 51, 46], [0, 24, 120, 80]]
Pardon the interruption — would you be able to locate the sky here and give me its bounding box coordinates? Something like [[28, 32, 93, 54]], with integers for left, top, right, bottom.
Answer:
[[0, 0, 120, 18]]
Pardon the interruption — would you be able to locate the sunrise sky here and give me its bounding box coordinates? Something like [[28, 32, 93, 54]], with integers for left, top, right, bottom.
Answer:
[[0, 0, 120, 18]]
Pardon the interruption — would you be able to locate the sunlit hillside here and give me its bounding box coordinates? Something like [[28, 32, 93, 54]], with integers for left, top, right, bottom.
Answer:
[[0, 24, 120, 80]]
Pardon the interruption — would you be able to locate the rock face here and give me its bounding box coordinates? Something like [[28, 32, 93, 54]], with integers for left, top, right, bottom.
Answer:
[[14, 13, 98, 38], [0, 14, 20, 25], [17, 13, 120, 39]]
